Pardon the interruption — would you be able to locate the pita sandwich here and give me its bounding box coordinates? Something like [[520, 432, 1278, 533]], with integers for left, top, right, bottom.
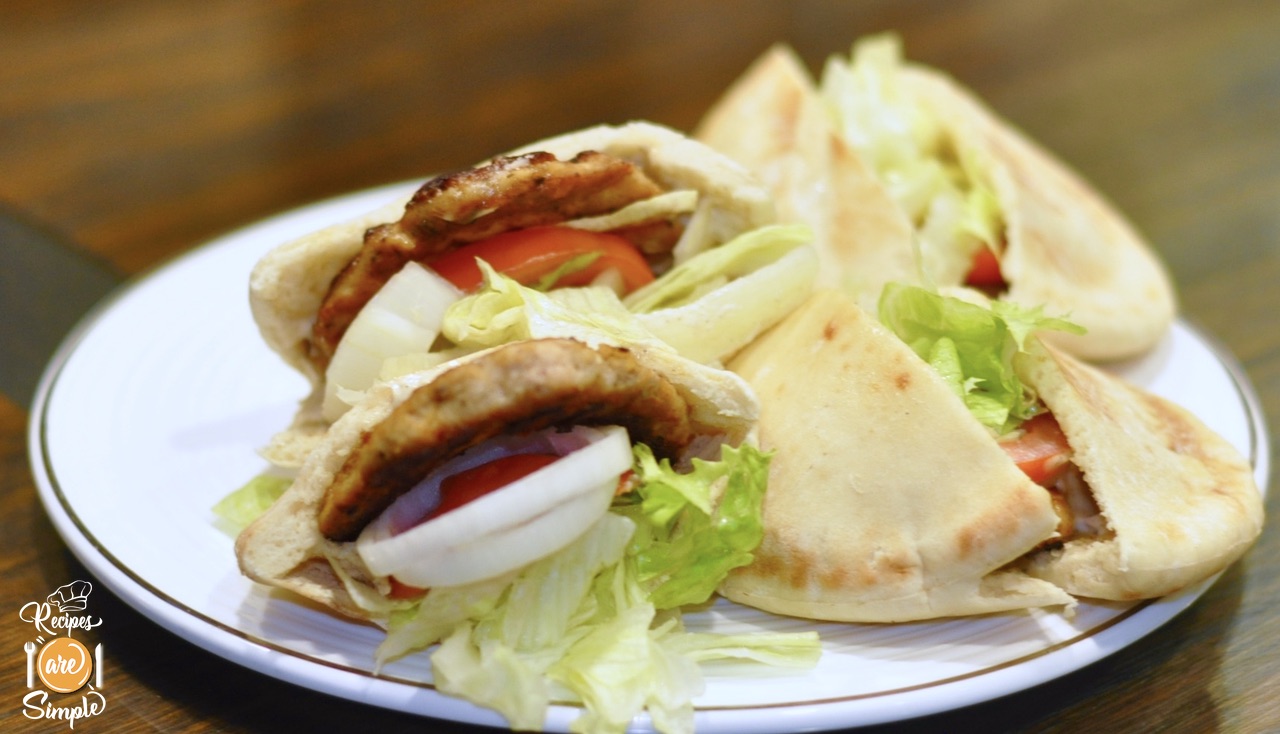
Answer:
[[236, 337, 761, 620], [722, 290, 1074, 622], [696, 38, 1176, 362], [248, 121, 817, 465], [721, 287, 1262, 620], [1014, 337, 1264, 600]]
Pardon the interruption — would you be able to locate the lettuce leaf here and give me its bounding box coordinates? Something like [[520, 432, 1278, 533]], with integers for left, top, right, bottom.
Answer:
[[441, 260, 668, 352], [441, 230, 817, 366], [564, 190, 700, 235], [633, 245, 819, 365], [614, 443, 771, 610], [623, 224, 812, 313], [546, 602, 674, 733], [878, 283, 1085, 433], [375, 442, 817, 733], [425, 514, 635, 730], [664, 628, 824, 668], [212, 473, 291, 534]]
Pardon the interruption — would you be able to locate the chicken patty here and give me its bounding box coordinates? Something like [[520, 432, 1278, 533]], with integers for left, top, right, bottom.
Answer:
[[318, 339, 695, 541], [309, 151, 676, 371]]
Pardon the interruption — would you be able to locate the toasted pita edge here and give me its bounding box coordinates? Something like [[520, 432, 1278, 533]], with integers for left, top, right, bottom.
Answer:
[[248, 195, 411, 389], [694, 44, 815, 174], [723, 570, 1073, 624]]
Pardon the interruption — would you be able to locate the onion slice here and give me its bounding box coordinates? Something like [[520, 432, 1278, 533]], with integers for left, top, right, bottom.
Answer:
[[356, 425, 632, 588], [323, 261, 461, 421]]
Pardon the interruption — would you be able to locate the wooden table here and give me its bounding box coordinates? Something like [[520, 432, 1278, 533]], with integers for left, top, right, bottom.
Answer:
[[3, 1, 1277, 731]]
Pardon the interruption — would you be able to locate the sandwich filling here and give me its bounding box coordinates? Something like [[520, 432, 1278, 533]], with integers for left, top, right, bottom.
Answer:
[[821, 35, 1004, 291], [320, 338, 695, 541], [878, 283, 1108, 545], [310, 150, 688, 371], [995, 411, 1109, 547]]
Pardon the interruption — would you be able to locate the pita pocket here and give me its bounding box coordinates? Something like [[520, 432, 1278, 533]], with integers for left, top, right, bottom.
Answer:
[[249, 121, 816, 465], [722, 290, 1074, 622], [1014, 337, 1264, 600], [696, 37, 1176, 362], [236, 337, 761, 621], [723, 285, 1262, 620]]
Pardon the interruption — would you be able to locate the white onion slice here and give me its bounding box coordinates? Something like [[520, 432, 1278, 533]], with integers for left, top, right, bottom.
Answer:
[[356, 425, 632, 588], [373, 427, 594, 537], [323, 261, 461, 421]]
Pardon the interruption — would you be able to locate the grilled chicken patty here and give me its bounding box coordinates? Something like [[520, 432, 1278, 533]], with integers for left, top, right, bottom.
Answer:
[[318, 339, 695, 541], [308, 151, 675, 371]]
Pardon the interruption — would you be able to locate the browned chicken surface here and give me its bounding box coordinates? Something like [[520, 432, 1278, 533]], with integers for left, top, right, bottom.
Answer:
[[319, 339, 695, 540]]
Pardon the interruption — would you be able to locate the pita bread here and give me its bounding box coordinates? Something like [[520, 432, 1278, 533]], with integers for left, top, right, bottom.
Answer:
[[721, 290, 1074, 622], [695, 41, 1176, 361], [237, 362, 433, 621], [695, 46, 916, 316], [1015, 338, 1263, 600], [236, 338, 761, 620]]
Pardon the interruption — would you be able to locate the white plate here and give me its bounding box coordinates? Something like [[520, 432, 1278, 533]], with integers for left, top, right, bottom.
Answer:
[[28, 184, 1270, 733]]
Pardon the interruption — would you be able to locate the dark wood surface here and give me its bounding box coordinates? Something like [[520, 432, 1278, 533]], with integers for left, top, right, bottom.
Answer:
[[3, 1, 1278, 731]]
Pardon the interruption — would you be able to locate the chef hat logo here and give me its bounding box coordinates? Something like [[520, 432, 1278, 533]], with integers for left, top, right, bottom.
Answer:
[[47, 580, 93, 612]]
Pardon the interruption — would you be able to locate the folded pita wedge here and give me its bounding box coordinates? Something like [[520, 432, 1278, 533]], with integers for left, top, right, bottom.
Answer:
[[696, 38, 1176, 362], [694, 45, 916, 314], [1015, 338, 1264, 600], [249, 121, 817, 465], [722, 290, 1075, 622]]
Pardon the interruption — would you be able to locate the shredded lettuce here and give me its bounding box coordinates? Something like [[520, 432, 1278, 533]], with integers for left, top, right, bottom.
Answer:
[[327, 217, 814, 410], [564, 190, 699, 234], [212, 474, 291, 534], [878, 283, 1085, 433], [441, 261, 668, 352], [633, 244, 819, 365], [623, 224, 812, 313], [425, 514, 635, 730], [534, 251, 604, 291], [374, 442, 818, 733], [442, 231, 817, 367], [378, 573, 514, 665], [614, 443, 770, 610]]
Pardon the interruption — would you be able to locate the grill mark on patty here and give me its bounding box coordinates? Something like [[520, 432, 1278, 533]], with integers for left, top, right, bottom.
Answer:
[[318, 339, 695, 541], [308, 151, 672, 371]]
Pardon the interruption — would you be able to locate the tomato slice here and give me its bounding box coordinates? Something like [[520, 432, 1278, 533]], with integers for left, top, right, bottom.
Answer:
[[998, 412, 1073, 486], [425, 226, 655, 294], [965, 245, 1005, 288], [388, 452, 560, 599], [430, 453, 559, 520], [387, 576, 428, 600]]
